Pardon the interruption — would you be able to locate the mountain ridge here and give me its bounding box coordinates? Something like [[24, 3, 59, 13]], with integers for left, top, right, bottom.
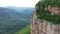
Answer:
[[0, 7, 34, 34]]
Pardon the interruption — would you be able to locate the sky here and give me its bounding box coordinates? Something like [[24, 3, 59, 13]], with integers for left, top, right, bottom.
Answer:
[[0, 0, 39, 7]]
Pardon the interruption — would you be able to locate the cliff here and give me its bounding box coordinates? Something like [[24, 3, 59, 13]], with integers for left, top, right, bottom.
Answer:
[[31, 0, 60, 34]]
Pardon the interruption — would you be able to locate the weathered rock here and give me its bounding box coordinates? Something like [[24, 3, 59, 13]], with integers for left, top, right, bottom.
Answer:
[[31, 11, 60, 34]]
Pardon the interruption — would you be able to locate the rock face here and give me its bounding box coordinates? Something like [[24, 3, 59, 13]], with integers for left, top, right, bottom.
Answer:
[[47, 5, 60, 15], [31, 0, 60, 34], [31, 9, 60, 34]]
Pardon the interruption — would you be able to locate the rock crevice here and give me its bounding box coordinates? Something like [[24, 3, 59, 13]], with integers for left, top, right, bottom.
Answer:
[[31, 11, 60, 34]]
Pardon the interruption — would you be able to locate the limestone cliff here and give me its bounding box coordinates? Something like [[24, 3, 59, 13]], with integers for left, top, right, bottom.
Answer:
[[31, 0, 60, 34], [31, 11, 60, 34]]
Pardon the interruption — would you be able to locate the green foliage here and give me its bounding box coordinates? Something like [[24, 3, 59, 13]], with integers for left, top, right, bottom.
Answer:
[[36, 0, 60, 24], [37, 0, 60, 7], [14, 25, 30, 34], [37, 10, 60, 24], [0, 17, 30, 34], [0, 7, 33, 34]]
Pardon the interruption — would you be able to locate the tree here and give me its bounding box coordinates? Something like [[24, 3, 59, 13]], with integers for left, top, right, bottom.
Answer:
[[36, 0, 60, 24]]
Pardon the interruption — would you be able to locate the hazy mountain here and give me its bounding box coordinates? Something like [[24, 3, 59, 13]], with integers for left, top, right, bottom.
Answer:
[[6, 7, 34, 18], [0, 7, 34, 34]]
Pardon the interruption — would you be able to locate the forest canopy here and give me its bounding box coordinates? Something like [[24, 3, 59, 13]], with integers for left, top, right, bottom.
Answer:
[[36, 0, 60, 24]]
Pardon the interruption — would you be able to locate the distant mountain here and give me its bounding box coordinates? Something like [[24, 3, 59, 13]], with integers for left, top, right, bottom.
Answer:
[[0, 7, 34, 34], [0, 7, 24, 18], [6, 7, 34, 18]]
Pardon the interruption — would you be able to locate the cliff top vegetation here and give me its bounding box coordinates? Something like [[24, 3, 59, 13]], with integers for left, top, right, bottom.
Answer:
[[36, 0, 60, 24]]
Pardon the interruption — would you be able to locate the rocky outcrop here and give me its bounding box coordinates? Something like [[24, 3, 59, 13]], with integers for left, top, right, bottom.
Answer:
[[31, 10, 60, 34], [31, 0, 60, 34]]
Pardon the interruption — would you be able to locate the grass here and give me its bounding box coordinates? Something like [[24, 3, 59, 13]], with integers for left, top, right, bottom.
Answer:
[[14, 25, 30, 34]]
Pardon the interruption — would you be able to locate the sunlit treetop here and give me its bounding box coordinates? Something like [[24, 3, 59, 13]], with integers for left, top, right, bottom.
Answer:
[[36, 0, 60, 7]]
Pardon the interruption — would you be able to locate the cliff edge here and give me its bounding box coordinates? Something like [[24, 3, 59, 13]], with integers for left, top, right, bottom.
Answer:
[[31, 0, 60, 34]]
